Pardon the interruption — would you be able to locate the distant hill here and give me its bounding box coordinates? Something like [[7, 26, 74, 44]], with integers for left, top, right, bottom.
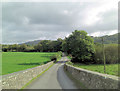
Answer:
[[21, 40, 41, 45], [92, 33, 118, 44], [21, 33, 119, 45]]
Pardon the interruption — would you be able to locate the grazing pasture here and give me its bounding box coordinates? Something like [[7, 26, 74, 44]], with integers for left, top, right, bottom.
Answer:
[[2, 52, 57, 75]]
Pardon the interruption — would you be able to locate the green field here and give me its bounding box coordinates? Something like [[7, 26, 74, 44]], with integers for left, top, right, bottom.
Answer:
[[67, 62, 119, 76], [2, 52, 57, 75]]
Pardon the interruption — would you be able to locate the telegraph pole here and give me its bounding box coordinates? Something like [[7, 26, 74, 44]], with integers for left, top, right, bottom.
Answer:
[[102, 37, 106, 74]]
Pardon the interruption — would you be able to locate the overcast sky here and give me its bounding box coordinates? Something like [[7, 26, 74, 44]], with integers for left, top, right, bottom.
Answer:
[[2, 0, 118, 44]]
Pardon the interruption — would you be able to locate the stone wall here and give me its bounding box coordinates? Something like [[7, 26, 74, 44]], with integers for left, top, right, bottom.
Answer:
[[2, 61, 54, 89], [64, 64, 120, 89]]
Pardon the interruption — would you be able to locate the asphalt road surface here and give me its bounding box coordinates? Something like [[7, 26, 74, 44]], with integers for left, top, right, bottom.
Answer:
[[25, 57, 79, 89]]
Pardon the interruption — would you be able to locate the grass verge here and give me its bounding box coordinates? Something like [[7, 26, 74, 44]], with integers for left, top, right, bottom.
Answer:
[[67, 62, 119, 76]]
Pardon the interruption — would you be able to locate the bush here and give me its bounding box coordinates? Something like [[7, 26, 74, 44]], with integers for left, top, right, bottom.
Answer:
[[50, 55, 57, 61], [104, 44, 118, 64], [67, 61, 74, 65], [94, 44, 118, 64], [50, 51, 62, 62], [93, 44, 103, 64]]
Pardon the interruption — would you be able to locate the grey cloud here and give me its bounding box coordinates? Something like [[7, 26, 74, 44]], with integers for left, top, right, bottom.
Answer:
[[2, 2, 117, 44], [76, 8, 117, 34]]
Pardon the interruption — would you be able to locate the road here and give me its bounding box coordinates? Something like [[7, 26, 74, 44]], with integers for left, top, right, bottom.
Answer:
[[25, 57, 79, 89]]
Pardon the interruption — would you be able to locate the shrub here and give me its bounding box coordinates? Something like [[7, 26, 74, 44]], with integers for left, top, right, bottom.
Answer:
[[94, 44, 118, 64], [93, 44, 103, 64], [67, 61, 74, 65], [104, 44, 118, 64], [50, 51, 62, 61], [50, 55, 57, 61]]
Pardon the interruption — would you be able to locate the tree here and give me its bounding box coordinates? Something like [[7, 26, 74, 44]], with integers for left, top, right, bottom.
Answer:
[[8, 45, 13, 51], [18, 44, 27, 52], [62, 38, 70, 54], [64, 30, 95, 63], [2, 45, 9, 52], [39, 40, 51, 52], [49, 41, 57, 52], [25, 45, 35, 52], [56, 38, 63, 51], [34, 43, 42, 52], [12, 44, 19, 52]]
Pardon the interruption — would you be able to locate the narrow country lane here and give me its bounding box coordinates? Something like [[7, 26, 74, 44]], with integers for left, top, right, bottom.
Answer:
[[25, 57, 79, 89]]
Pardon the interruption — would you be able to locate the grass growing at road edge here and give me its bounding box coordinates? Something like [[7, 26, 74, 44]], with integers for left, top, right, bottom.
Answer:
[[67, 62, 119, 76], [21, 63, 54, 90]]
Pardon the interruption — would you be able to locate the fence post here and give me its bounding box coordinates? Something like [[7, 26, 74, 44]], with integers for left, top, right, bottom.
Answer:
[[102, 37, 106, 74]]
